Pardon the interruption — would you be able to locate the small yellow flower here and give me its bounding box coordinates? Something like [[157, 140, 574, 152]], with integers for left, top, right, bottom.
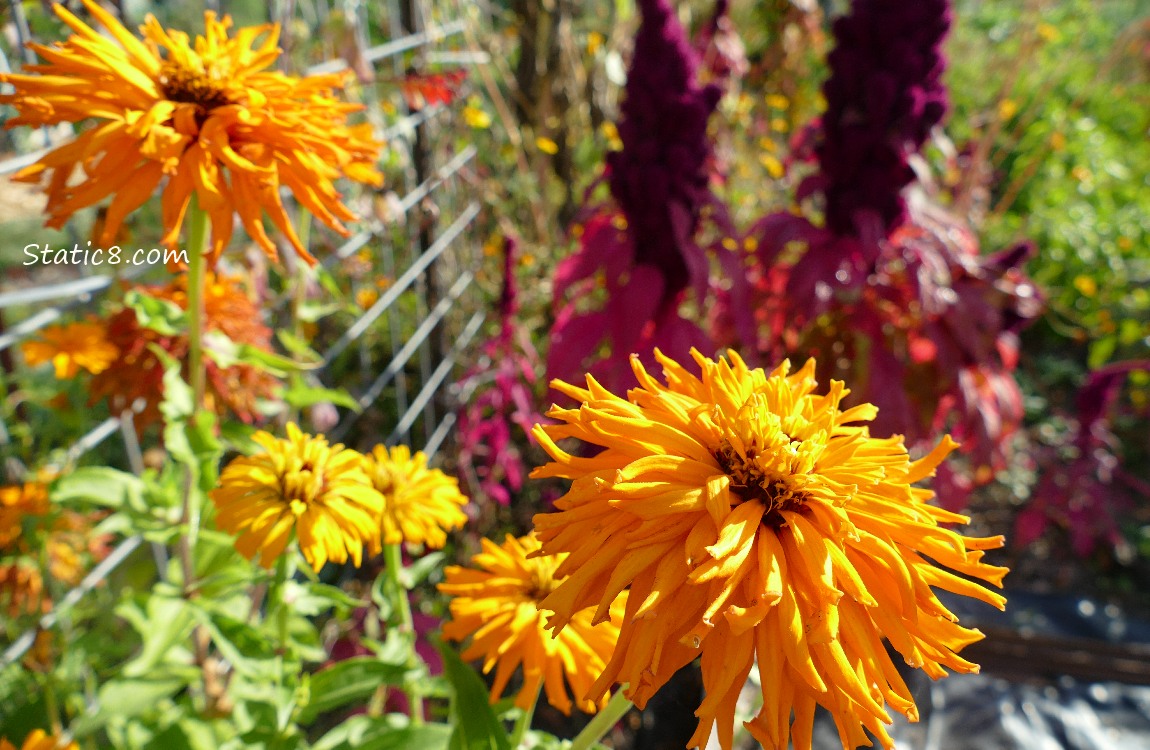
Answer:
[[0, 730, 78, 750], [362, 445, 467, 550], [439, 533, 625, 715], [997, 98, 1019, 121], [1036, 22, 1060, 42], [586, 31, 605, 56], [21, 321, 118, 379], [531, 349, 1008, 750], [765, 93, 790, 110], [760, 154, 784, 179], [211, 424, 384, 571], [1073, 275, 1098, 298], [0, 0, 383, 265], [535, 136, 559, 155], [600, 121, 623, 151], [463, 104, 492, 129], [0, 482, 50, 549], [355, 287, 380, 309]]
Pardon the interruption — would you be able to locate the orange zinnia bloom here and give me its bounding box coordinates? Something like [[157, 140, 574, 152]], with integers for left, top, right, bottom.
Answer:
[[531, 349, 1008, 750], [20, 321, 118, 379], [0, 482, 50, 550], [0, 0, 383, 263], [440, 533, 626, 715], [0, 730, 78, 750], [89, 273, 279, 426]]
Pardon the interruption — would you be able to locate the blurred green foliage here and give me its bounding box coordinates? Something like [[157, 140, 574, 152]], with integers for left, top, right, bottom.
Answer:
[[948, 0, 1150, 372]]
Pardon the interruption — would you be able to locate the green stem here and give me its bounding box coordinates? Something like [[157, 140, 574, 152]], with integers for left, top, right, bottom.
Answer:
[[383, 543, 424, 725], [569, 690, 633, 750], [177, 198, 212, 703], [40, 673, 62, 735], [271, 553, 294, 670], [184, 197, 210, 410], [510, 683, 542, 749], [181, 197, 210, 569]]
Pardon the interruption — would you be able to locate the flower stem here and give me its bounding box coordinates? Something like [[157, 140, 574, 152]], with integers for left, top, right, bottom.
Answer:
[[511, 683, 542, 749], [40, 673, 62, 735], [178, 197, 211, 703], [271, 552, 294, 679], [384, 542, 424, 725], [569, 689, 633, 750], [184, 196, 209, 410]]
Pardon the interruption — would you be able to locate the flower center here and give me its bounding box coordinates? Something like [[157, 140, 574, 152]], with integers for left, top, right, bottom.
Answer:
[[525, 566, 559, 602], [159, 61, 232, 110], [281, 458, 325, 514], [714, 439, 808, 527]]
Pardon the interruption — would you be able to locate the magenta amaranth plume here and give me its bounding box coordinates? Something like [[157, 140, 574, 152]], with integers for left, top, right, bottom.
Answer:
[[815, 0, 952, 238], [607, 0, 722, 300]]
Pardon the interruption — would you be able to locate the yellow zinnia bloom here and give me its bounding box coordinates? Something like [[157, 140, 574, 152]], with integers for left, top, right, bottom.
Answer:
[[0, 729, 78, 750], [211, 424, 384, 571], [439, 532, 625, 715], [0, 0, 383, 264], [531, 349, 1008, 750], [362, 445, 468, 550], [20, 321, 118, 379]]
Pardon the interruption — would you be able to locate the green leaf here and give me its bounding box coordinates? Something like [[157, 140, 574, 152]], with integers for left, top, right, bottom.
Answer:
[[204, 331, 320, 375], [298, 301, 343, 323], [282, 380, 361, 412], [195, 608, 279, 679], [219, 420, 261, 453], [289, 580, 367, 617], [398, 551, 445, 588], [50, 466, 144, 511], [120, 595, 197, 678], [151, 346, 222, 494], [94, 668, 198, 720], [312, 717, 451, 750], [276, 330, 321, 360], [297, 657, 409, 724], [125, 289, 187, 335], [1088, 334, 1117, 369], [436, 641, 511, 750]]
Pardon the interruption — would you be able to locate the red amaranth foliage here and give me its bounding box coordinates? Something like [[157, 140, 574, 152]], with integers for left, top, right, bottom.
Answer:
[[456, 237, 545, 506], [710, 0, 1041, 510], [1015, 361, 1150, 557], [547, 0, 723, 392]]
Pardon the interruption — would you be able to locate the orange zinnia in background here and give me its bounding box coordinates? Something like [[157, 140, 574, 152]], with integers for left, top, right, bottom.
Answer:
[[0, 0, 383, 263], [89, 273, 279, 426]]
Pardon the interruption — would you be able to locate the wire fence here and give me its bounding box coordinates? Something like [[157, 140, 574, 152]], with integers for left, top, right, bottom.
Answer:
[[0, 0, 487, 672]]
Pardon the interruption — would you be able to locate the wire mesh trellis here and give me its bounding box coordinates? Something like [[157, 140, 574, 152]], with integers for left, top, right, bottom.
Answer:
[[0, 0, 488, 675]]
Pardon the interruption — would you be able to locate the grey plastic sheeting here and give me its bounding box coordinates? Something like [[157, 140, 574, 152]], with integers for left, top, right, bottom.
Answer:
[[805, 591, 1150, 750]]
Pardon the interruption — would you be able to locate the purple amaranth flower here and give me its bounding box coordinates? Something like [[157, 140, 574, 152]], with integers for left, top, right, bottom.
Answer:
[[808, 0, 951, 239], [548, 0, 723, 390], [607, 0, 722, 300]]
